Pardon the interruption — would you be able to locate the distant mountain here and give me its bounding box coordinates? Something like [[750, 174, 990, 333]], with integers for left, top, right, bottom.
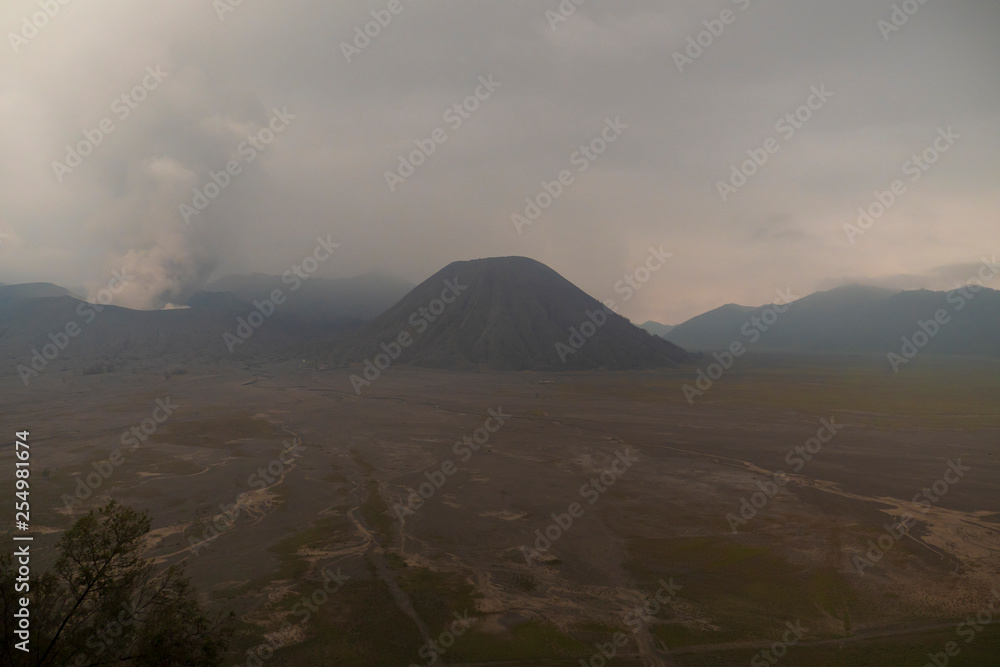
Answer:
[[189, 273, 413, 323], [0, 296, 316, 374], [0, 271, 412, 378], [639, 321, 675, 338], [665, 284, 1000, 357], [0, 289, 354, 379], [328, 256, 689, 371], [0, 282, 73, 311]]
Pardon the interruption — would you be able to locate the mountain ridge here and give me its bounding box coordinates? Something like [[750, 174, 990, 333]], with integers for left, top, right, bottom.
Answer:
[[665, 283, 1000, 357]]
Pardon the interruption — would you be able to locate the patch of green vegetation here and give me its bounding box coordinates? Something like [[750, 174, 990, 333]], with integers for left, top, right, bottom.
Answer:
[[384, 551, 407, 570], [809, 567, 853, 634], [575, 621, 621, 635], [626, 536, 824, 642], [650, 623, 723, 649], [671, 623, 1000, 667], [573, 620, 626, 641], [394, 567, 481, 631], [627, 536, 767, 576], [748, 356, 1000, 430], [265, 575, 425, 666], [560, 355, 1000, 430], [447, 620, 592, 663], [263, 516, 352, 585]]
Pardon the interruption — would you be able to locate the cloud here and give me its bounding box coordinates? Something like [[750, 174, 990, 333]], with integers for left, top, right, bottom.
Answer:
[[0, 0, 997, 322]]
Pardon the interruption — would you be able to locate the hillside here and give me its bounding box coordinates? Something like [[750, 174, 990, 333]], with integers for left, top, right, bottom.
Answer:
[[329, 256, 689, 371], [665, 284, 1000, 357]]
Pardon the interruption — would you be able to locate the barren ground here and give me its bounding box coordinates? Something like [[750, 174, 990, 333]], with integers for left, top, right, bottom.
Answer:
[[2, 354, 999, 666]]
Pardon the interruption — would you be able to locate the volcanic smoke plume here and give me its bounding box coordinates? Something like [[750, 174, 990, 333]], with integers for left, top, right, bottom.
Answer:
[[85, 157, 217, 311]]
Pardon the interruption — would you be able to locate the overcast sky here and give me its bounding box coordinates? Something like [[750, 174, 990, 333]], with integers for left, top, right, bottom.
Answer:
[[0, 0, 997, 322]]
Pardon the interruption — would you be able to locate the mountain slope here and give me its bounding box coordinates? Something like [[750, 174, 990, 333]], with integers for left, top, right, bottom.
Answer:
[[0, 292, 353, 379], [329, 256, 689, 371], [665, 284, 1000, 356], [639, 321, 675, 338], [0, 283, 74, 312]]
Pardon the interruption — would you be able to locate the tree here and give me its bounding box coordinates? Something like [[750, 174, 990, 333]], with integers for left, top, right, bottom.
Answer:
[[1, 501, 232, 666]]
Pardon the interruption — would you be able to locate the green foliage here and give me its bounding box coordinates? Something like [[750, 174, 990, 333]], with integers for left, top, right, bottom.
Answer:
[[0, 501, 232, 666]]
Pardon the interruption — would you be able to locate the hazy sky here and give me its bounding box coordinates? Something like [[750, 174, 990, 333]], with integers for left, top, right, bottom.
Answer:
[[0, 0, 997, 322]]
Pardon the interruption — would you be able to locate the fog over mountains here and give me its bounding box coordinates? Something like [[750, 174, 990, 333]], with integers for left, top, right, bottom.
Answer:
[[0, 257, 688, 381], [3, 256, 998, 386], [0, 273, 409, 381], [646, 282, 1000, 357], [190, 272, 414, 323]]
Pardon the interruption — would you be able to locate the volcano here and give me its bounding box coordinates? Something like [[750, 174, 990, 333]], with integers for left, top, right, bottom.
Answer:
[[328, 256, 689, 371]]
